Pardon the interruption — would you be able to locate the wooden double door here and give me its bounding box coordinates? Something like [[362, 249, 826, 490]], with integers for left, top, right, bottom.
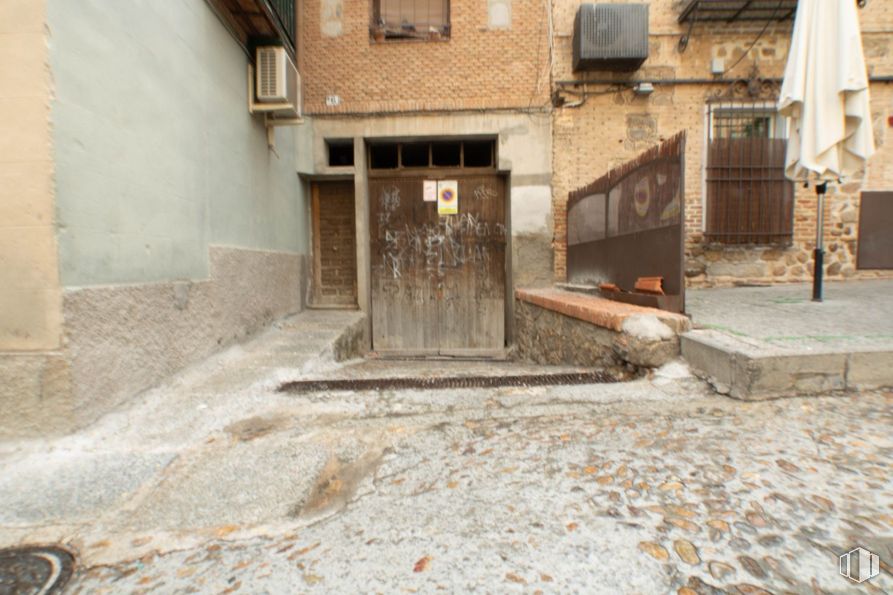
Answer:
[[369, 174, 507, 355]]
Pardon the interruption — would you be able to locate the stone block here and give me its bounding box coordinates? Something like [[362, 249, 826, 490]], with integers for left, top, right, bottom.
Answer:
[[847, 352, 893, 390], [735, 354, 848, 399], [681, 331, 864, 401], [680, 331, 735, 389], [705, 262, 767, 278]]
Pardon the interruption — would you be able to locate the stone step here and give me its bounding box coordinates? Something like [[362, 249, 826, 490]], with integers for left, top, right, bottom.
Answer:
[[681, 329, 893, 400]]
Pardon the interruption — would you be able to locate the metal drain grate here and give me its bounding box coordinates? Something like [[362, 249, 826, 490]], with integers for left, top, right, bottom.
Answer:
[[279, 371, 618, 394], [0, 546, 74, 595]]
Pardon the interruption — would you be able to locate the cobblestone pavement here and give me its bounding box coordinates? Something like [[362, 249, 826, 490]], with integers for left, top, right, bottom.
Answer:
[[45, 392, 893, 592], [1, 325, 891, 594]]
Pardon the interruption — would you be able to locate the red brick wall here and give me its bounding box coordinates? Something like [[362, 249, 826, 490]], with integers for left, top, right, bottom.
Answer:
[[298, 0, 551, 114]]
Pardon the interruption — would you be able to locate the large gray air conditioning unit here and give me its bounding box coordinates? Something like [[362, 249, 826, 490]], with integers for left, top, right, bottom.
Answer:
[[573, 4, 648, 72]]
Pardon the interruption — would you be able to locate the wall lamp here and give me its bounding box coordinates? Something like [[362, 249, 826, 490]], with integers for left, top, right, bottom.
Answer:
[[634, 82, 655, 96]]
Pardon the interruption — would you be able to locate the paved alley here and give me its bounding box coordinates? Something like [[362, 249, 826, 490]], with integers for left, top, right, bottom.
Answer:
[[0, 314, 890, 594]]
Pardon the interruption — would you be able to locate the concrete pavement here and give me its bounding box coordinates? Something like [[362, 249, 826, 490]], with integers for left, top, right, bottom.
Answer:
[[683, 280, 893, 399]]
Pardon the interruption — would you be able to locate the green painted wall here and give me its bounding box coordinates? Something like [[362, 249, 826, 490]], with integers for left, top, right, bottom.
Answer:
[[49, 0, 307, 286]]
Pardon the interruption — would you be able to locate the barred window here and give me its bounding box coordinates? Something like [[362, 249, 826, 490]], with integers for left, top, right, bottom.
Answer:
[[373, 0, 450, 40], [705, 102, 794, 245]]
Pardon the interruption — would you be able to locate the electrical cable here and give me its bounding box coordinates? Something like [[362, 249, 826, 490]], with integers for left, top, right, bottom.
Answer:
[[722, 0, 786, 76]]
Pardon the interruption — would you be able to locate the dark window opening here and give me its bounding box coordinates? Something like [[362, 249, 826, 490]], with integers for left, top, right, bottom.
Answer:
[[372, 0, 450, 40], [432, 142, 461, 167], [369, 139, 496, 171], [401, 142, 430, 167], [327, 139, 355, 167], [370, 143, 399, 169], [463, 141, 493, 167]]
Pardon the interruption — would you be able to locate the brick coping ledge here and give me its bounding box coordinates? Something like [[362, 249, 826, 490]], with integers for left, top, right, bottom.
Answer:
[[515, 288, 691, 334]]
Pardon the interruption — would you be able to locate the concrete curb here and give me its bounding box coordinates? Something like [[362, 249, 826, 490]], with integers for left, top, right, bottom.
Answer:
[[681, 329, 893, 399]]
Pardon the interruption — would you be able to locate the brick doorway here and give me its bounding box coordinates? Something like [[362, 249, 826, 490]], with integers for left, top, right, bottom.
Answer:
[[310, 181, 358, 307]]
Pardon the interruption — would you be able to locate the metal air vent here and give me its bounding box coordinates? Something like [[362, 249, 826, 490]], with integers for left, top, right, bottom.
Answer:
[[255, 45, 299, 104], [573, 4, 649, 72], [258, 47, 281, 99]]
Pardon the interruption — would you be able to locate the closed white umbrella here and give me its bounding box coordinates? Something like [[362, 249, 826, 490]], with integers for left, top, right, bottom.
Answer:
[[778, 0, 875, 301]]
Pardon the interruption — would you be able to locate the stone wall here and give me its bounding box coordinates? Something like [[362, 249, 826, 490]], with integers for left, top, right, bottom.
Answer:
[[550, 0, 893, 288], [0, 353, 72, 438], [685, 154, 893, 287], [514, 297, 683, 371]]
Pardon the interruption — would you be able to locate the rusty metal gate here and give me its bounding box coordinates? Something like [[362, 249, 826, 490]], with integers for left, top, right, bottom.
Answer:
[[369, 174, 507, 355], [567, 132, 686, 312]]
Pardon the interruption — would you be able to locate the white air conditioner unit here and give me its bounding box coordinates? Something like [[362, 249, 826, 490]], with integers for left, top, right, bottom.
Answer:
[[252, 46, 301, 119]]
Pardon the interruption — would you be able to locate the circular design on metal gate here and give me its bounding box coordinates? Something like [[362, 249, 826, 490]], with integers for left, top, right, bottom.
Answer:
[[0, 546, 75, 595], [633, 176, 651, 218]]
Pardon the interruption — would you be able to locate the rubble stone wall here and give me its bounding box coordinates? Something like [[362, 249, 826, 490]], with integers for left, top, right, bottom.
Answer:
[[514, 299, 681, 371]]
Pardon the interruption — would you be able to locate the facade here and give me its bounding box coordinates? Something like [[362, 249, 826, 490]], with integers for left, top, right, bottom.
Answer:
[[551, 0, 893, 287], [297, 0, 555, 353], [1, 1, 308, 437], [3, 0, 892, 436]]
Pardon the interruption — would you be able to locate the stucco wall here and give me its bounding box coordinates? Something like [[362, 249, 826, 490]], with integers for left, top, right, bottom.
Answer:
[[550, 0, 893, 287], [48, 0, 308, 286], [0, 0, 311, 438], [0, 0, 62, 351]]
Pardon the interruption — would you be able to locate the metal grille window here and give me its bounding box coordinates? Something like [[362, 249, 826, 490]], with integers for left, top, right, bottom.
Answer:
[[373, 0, 450, 39], [266, 0, 296, 47], [705, 102, 794, 245]]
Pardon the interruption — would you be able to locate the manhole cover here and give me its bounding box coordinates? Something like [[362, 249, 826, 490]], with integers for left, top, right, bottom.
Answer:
[[0, 546, 74, 595], [279, 371, 619, 393]]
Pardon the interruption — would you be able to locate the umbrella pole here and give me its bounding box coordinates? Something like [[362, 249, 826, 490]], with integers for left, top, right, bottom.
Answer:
[[812, 181, 827, 302]]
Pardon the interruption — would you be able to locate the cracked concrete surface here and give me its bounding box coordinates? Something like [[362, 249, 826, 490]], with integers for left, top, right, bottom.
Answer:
[[0, 311, 891, 594]]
